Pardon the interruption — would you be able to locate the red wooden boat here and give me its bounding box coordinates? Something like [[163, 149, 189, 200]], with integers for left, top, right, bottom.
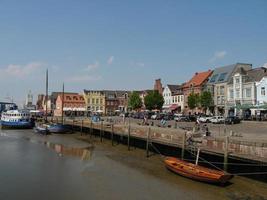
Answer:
[[164, 157, 233, 184]]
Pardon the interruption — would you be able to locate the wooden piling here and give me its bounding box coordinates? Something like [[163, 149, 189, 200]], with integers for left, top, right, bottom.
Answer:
[[181, 132, 186, 160], [127, 124, 131, 151], [146, 126, 151, 158], [100, 121, 103, 142], [72, 119, 74, 133], [224, 136, 229, 171], [111, 123, 114, 146], [90, 120, 93, 138], [80, 120, 83, 135]]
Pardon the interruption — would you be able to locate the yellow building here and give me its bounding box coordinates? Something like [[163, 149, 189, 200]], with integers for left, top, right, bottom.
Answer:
[[83, 90, 105, 114]]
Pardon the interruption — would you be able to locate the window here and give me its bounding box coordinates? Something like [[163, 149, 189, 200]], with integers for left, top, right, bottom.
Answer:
[[218, 73, 227, 82], [236, 89, 240, 98], [209, 74, 218, 83], [235, 77, 240, 84], [229, 89, 234, 99], [96, 99, 99, 104], [261, 87, 265, 96], [221, 96, 225, 104], [246, 88, 251, 98], [92, 98, 95, 104], [219, 86, 225, 95], [217, 96, 221, 104]]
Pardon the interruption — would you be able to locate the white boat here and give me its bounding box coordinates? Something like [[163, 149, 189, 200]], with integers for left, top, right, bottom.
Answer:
[[0, 110, 34, 129]]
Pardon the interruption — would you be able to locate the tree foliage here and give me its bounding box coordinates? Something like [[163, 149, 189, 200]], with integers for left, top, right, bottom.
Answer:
[[144, 90, 164, 110], [200, 91, 213, 111], [128, 91, 142, 110], [188, 93, 200, 110]]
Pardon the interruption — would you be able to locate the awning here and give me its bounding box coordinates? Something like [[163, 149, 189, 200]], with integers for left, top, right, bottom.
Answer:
[[169, 104, 179, 110]]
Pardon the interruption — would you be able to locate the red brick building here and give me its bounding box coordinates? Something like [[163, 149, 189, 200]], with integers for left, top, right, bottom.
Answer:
[[154, 79, 163, 95], [183, 70, 213, 114], [54, 93, 86, 116]]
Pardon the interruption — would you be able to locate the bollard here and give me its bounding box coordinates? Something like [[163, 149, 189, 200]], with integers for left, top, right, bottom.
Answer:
[[224, 136, 229, 171], [146, 126, 151, 158], [127, 124, 131, 151], [181, 132, 186, 160]]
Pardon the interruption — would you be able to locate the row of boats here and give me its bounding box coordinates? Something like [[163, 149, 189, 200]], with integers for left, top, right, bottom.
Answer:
[[0, 109, 69, 134]]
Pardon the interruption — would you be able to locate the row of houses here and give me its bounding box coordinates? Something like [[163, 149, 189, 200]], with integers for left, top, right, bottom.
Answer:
[[35, 62, 267, 118], [162, 63, 267, 118]]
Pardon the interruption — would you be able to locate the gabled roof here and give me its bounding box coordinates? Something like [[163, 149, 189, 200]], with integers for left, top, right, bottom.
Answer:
[[247, 67, 267, 82], [166, 84, 183, 95], [208, 63, 252, 84], [184, 70, 213, 88]]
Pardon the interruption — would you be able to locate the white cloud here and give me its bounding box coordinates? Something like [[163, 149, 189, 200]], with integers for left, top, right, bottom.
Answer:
[[0, 62, 43, 78], [130, 61, 145, 67], [86, 61, 99, 71], [263, 63, 267, 68], [209, 51, 227, 63], [107, 56, 114, 65], [68, 74, 102, 82], [136, 62, 145, 67]]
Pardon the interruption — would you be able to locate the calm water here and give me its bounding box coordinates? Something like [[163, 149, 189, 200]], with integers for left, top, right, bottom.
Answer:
[[0, 129, 266, 200]]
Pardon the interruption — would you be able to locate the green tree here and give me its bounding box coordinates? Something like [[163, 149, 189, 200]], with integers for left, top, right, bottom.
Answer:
[[144, 90, 164, 110], [188, 93, 200, 110], [128, 91, 142, 110], [200, 91, 213, 112]]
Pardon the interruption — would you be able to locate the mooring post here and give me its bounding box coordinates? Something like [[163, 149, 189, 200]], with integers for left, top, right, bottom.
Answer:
[[80, 120, 83, 135], [224, 136, 229, 172], [90, 120, 93, 138], [127, 123, 131, 151], [72, 119, 74, 133], [111, 123, 114, 146], [181, 132, 186, 160], [100, 121, 103, 142], [146, 126, 151, 158]]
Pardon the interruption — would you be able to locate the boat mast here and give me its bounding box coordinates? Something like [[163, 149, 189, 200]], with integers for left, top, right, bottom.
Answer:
[[195, 148, 200, 165], [61, 83, 64, 124], [45, 69, 48, 123]]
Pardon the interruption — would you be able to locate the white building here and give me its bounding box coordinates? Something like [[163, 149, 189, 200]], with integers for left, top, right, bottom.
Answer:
[[256, 75, 267, 105], [163, 85, 184, 113], [227, 67, 267, 117]]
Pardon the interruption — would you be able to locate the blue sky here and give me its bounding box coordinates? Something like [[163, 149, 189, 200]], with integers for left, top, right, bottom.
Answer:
[[0, 0, 267, 105]]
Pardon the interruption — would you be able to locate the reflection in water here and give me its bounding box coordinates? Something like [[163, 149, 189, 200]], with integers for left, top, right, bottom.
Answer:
[[0, 131, 93, 161], [30, 139, 94, 161]]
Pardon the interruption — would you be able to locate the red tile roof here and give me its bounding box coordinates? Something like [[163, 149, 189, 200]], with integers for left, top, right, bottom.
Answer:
[[183, 70, 213, 88]]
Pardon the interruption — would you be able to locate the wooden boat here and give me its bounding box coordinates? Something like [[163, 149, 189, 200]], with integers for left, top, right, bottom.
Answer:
[[164, 156, 233, 184]]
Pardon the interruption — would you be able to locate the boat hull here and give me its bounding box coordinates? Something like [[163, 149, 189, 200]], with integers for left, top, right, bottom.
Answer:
[[48, 124, 70, 133], [0, 121, 33, 129], [164, 157, 233, 184]]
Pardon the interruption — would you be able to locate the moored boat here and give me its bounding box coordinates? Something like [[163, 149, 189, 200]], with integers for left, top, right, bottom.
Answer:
[[0, 110, 34, 129], [47, 123, 70, 133], [164, 157, 233, 184]]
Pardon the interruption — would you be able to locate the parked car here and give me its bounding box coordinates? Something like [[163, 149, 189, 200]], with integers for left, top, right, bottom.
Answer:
[[175, 115, 190, 122], [225, 116, 241, 124], [198, 115, 213, 123], [163, 113, 174, 121], [173, 113, 183, 121], [210, 116, 225, 124]]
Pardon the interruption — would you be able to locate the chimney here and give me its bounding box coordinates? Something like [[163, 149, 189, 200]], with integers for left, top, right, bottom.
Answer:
[[154, 79, 163, 95]]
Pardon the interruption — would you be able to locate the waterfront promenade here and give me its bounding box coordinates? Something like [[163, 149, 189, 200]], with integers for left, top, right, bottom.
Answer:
[[50, 117, 267, 164]]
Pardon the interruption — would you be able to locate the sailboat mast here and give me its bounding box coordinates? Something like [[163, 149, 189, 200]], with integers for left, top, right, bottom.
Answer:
[[61, 83, 64, 124], [45, 69, 48, 122]]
